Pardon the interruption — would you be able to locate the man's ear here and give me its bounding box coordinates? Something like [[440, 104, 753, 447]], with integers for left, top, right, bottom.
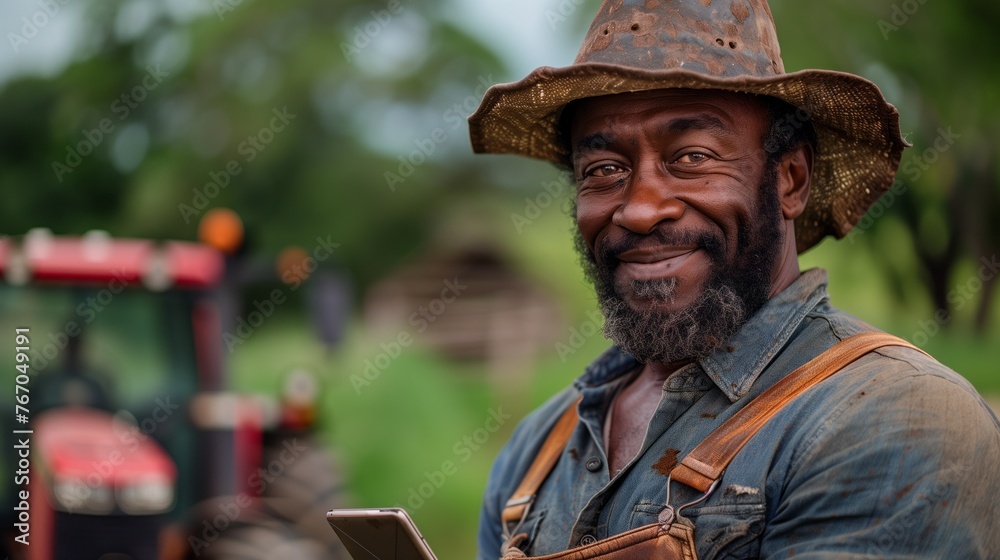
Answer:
[[777, 143, 813, 220]]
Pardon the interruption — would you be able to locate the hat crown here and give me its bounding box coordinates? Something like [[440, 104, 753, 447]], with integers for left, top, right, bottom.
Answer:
[[575, 0, 785, 78]]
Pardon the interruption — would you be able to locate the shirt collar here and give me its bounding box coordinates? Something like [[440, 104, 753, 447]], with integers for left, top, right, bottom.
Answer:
[[573, 269, 830, 402], [700, 268, 829, 402], [573, 344, 639, 391]]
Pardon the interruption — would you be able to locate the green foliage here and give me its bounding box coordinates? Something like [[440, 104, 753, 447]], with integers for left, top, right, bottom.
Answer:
[[0, 0, 507, 289], [771, 0, 1000, 331]]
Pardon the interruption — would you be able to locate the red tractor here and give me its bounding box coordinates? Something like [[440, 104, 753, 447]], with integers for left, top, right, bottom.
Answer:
[[0, 225, 347, 559]]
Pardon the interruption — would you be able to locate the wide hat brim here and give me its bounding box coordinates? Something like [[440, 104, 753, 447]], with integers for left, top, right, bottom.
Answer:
[[468, 63, 908, 253]]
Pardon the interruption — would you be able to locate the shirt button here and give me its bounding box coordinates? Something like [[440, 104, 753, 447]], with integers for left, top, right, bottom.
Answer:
[[580, 534, 598, 546], [585, 457, 602, 472]]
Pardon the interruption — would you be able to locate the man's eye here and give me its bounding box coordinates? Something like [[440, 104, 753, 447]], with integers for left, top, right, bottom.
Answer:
[[586, 164, 624, 178], [676, 152, 710, 164]]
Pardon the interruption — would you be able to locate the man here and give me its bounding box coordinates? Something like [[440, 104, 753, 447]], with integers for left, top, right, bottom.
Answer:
[[468, 1, 1000, 558]]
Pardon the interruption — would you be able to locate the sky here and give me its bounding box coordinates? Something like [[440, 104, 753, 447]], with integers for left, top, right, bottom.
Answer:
[[0, 0, 87, 80], [0, 0, 586, 86], [445, 0, 585, 78]]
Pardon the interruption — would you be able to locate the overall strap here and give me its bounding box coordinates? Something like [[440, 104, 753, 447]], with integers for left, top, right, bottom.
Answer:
[[502, 395, 582, 525], [501, 332, 926, 525], [671, 332, 925, 492]]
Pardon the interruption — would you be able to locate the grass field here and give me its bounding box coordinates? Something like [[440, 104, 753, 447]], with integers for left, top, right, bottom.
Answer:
[[229, 317, 602, 560]]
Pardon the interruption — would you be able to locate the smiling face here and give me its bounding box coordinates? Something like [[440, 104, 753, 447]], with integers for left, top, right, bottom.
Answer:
[[567, 88, 800, 364]]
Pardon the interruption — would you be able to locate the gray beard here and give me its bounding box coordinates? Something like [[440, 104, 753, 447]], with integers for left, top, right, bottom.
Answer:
[[572, 165, 782, 365], [598, 277, 748, 364]]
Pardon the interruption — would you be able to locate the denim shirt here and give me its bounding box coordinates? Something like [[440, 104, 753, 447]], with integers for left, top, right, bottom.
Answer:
[[477, 269, 1000, 559]]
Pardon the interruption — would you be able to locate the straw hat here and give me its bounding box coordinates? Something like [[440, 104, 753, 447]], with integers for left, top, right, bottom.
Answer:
[[468, 0, 908, 253]]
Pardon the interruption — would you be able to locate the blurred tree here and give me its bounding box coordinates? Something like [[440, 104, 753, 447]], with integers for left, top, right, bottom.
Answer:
[[0, 0, 507, 289], [771, 0, 1000, 332], [1, 0, 996, 330]]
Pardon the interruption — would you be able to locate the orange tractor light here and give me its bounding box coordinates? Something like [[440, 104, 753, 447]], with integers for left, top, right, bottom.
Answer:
[[198, 208, 244, 255]]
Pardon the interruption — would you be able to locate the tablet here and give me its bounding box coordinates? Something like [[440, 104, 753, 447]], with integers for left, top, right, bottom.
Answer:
[[327, 508, 438, 560]]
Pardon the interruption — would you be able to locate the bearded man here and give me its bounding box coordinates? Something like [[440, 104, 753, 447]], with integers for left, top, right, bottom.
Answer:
[[468, 1, 1000, 558]]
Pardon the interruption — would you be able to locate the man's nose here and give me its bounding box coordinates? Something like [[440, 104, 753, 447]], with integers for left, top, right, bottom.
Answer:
[[611, 165, 685, 234]]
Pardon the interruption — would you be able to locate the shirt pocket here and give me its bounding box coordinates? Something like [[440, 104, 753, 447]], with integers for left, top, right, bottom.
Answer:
[[629, 494, 766, 559], [508, 509, 548, 556], [684, 494, 766, 559], [629, 502, 668, 528]]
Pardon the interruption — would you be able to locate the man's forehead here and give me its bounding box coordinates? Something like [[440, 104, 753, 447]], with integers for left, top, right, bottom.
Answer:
[[567, 88, 767, 127], [564, 88, 769, 152]]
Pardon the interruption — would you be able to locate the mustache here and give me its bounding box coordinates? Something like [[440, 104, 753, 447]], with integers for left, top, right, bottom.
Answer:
[[595, 228, 724, 265]]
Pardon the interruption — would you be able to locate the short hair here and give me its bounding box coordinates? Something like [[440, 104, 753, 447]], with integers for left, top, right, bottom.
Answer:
[[760, 95, 817, 166]]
